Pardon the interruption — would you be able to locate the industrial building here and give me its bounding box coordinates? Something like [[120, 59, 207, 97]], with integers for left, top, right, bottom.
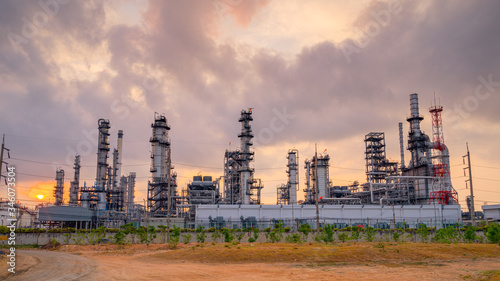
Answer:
[[39, 119, 142, 228], [38, 93, 462, 229]]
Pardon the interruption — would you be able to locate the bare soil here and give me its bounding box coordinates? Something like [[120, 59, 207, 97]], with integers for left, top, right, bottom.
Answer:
[[1, 242, 500, 280]]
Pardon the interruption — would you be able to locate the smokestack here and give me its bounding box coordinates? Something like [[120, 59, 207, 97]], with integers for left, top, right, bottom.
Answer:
[[398, 122, 405, 170], [96, 119, 110, 189], [287, 149, 298, 205], [409, 93, 422, 136], [69, 155, 80, 206], [128, 172, 136, 213], [116, 130, 123, 180]]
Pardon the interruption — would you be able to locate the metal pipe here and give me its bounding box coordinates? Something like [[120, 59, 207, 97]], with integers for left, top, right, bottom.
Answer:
[[398, 122, 405, 170]]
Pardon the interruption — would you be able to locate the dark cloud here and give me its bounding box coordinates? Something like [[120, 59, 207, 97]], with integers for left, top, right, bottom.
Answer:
[[0, 0, 499, 205]]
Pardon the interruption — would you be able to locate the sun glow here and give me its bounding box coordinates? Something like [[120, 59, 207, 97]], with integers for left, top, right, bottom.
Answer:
[[36, 194, 44, 200]]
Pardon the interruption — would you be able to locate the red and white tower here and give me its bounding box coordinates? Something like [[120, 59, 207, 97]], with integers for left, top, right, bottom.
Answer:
[[429, 100, 449, 178], [428, 97, 457, 205]]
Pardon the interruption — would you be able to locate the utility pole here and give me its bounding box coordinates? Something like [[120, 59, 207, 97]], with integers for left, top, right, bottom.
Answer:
[[0, 134, 10, 182], [167, 145, 171, 242], [314, 143, 320, 232], [463, 142, 475, 226]]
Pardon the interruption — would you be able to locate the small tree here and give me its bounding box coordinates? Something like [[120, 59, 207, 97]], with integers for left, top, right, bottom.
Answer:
[[158, 225, 168, 244], [298, 224, 312, 241], [485, 223, 500, 244], [350, 226, 361, 241], [285, 233, 302, 243], [464, 226, 478, 243], [417, 225, 430, 242], [168, 226, 181, 249], [222, 228, 235, 243], [121, 223, 137, 244], [392, 230, 402, 242], [265, 222, 284, 243], [196, 225, 207, 243], [338, 232, 348, 243], [182, 234, 192, 244], [248, 228, 259, 243], [113, 231, 126, 245], [319, 224, 335, 243], [365, 227, 376, 242], [211, 229, 222, 243]]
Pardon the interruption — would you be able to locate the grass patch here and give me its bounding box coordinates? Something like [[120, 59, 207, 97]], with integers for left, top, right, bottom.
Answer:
[[141, 243, 500, 265]]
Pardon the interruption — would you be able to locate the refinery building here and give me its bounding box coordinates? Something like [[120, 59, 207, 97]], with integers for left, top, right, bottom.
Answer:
[[38, 93, 461, 229]]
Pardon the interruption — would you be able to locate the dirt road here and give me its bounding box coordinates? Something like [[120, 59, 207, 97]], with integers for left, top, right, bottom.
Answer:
[[1, 243, 499, 280], [0, 250, 95, 281]]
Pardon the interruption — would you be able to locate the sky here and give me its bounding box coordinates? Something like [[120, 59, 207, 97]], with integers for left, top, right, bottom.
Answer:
[[0, 0, 499, 211]]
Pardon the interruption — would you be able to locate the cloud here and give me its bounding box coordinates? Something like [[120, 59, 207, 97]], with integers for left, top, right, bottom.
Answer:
[[1, 0, 499, 206]]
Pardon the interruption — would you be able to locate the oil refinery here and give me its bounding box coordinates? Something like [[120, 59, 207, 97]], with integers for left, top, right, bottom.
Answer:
[[36, 93, 462, 229]]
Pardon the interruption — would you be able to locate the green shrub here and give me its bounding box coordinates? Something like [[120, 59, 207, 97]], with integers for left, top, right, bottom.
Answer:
[[248, 228, 259, 243], [350, 226, 361, 241], [338, 232, 348, 243], [236, 233, 245, 242], [265, 223, 284, 243], [485, 223, 500, 244], [222, 228, 235, 243], [392, 230, 402, 242], [158, 225, 168, 243], [72, 231, 85, 245], [365, 227, 376, 242], [464, 226, 478, 243], [417, 225, 430, 241], [168, 226, 181, 249], [196, 226, 207, 243], [121, 223, 137, 244], [211, 230, 221, 243], [433, 226, 459, 244], [318, 224, 335, 243], [181, 234, 192, 244], [113, 231, 126, 245], [285, 233, 302, 243], [298, 224, 312, 241], [0, 225, 9, 233]]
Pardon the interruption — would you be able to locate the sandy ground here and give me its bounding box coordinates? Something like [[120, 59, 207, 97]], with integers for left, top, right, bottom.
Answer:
[[1, 243, 499, 280]]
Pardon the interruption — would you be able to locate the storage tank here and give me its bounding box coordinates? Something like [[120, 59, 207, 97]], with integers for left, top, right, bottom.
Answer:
[[81, 192, 89, 208], [97, 192, 107, 210]]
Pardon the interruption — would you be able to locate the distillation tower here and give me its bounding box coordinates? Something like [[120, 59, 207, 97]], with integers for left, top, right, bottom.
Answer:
[[69, 155, 80, 206], [148, 113, 177, 215], [238, 109, 254, 204], [303, 159, 313, 204], [54, 169, 64, 206], [96, 119, 110, 189], [277, 149, 299, 205], [222, 109, 263, 205]]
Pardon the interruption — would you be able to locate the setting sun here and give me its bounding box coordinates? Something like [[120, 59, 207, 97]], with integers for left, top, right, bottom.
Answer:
[[36, 194, 44, 200]]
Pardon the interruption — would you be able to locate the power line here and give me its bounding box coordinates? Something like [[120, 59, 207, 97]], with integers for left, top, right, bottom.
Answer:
[[474, 165, 500, 170], [474, 177, 500, 182]]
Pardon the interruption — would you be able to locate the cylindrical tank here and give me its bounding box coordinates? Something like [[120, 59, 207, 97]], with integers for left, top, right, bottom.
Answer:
[[81, 192, 89, 208], [203, 176, 212, 182], [98, 192, 107, 210], [193, 176, 203, 182]]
